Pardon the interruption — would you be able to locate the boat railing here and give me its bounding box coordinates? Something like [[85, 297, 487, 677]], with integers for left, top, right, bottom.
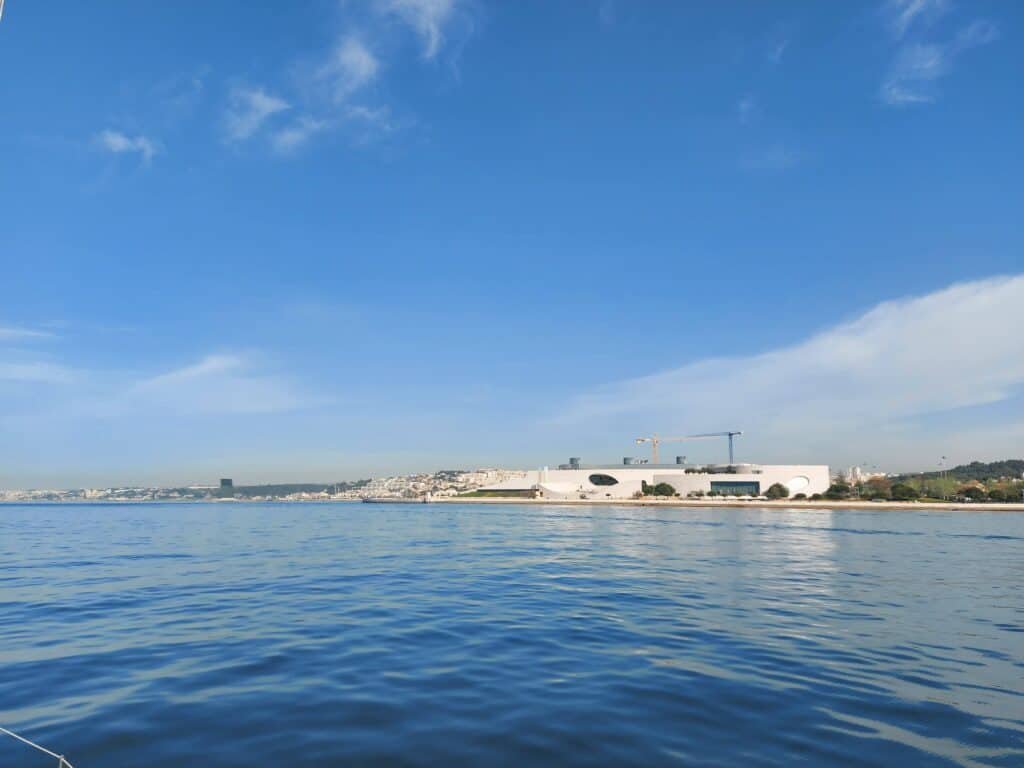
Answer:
[[0, 725, 74, 767]]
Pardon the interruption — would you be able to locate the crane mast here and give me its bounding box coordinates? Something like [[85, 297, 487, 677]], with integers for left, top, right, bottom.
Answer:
[[635, 431, 743, 464]]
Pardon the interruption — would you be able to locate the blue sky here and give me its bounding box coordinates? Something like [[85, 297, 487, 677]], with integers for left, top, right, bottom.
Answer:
[[1, 0, 1023, 487]]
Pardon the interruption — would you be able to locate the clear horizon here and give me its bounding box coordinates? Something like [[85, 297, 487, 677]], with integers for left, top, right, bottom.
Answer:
[[2, 1, 1023, 488]]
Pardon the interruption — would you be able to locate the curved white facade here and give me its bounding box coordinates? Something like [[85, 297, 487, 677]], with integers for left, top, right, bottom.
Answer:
[[480, 463, 831, 500]]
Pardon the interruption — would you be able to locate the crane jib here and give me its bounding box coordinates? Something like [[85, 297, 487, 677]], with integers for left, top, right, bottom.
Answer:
[[634, 432, 743, 464]]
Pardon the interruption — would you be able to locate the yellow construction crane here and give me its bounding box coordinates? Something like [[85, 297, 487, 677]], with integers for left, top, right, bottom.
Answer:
[[635, 431, 743, 464]]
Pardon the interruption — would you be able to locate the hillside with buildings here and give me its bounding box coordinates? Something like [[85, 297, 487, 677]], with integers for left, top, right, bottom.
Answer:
[[0, 469, 527, 503]]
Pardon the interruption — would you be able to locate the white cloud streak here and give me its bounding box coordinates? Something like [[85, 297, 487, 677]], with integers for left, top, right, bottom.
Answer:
[[220, 2, 466, 156], [319, 36, 380, 104], [887, 0, 950, 39], [263, 35, 386, 151], [127, 354, 312, 414], [95, 130, 160, 162], [272, 116, 329, 153], [0, 326, 56, 342], [2, 351, 312, 416], [769, 38, 789, 63], [378, 0, 457, 59], [0, 361, 72, 383], [558, 275, 1024, 467], [223, 86, 291, 142], [881, 18, 998, 106], [737, 95, 758, 125]]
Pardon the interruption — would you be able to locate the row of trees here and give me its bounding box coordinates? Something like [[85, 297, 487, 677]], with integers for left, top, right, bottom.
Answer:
[[638, 477, 1022, 502], [817, 479, 919, 501], [948, 485, 1022, 502], [829, 476, 1023, 502]]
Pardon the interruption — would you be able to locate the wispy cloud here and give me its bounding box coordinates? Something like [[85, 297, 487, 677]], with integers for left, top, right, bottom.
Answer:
[[955, 18, 1000, 48], [558, 275, 1024, 467], [0, 325, 69, 382], [0, 326, 56, 342], [346, 105, 390, 124], [2, 350, 313, 415], [740, 144, 800, 171], [318, 35, 380, 104], [886, 0, 950, 39], [218, 3, 469, 156], [223, 86, 291, 142], [768, 37, 789, 64], [881, 43, 949, 104], [154, 71, 207, 121], [272, 116, 329, 153], [764, 21, 795, 64], [880, 15, 998, 106], [95, 129, 160, 162], [127, 354, 314, 415], [0, 351, 320, 486], [0, 361, 72, 383], [343, 105, 395, 144], [262, 35, 385, 152], [378, 0, 458, 59], [736, 95, 758, 125]]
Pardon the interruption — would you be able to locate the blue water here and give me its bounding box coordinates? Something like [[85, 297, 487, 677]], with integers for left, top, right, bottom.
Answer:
[[1, 503, 1022, 767]]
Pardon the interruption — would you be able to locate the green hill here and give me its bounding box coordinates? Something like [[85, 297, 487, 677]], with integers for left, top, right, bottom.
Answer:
[[914, 460, 1024, 482]]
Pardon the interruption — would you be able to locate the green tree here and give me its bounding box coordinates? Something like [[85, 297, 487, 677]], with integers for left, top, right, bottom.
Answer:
[[864, 476, 892, 499], [765, 482, 790, 499], [890, 483, 919, 501], [986, 488, 1007, 503], [959, 486, 986, 501], [642, 481, 677, 496], [824, 481, 852, 500]]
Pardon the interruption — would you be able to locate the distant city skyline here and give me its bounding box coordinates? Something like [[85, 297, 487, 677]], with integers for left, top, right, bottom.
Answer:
[[2, 1, 1023, 487]]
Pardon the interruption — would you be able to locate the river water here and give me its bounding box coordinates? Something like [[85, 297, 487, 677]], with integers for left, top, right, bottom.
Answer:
[[1, 502, 1022, 766]]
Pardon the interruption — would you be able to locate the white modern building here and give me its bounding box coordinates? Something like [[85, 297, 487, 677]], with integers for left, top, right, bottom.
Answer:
[[477, 459, 831, 500]]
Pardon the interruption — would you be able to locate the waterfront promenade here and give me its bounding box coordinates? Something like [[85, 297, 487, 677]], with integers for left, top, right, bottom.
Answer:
[[433, 497, 1024, 512]]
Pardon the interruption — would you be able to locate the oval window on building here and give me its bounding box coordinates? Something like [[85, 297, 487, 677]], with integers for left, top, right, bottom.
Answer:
[[786, 476, 810, 493], [588, 473, 619, 486]]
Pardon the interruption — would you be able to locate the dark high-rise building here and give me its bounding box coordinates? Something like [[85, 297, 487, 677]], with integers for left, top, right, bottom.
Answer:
[[220, 478, 233, 489]]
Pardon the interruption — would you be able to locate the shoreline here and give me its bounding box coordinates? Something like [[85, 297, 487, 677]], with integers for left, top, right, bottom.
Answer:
[[430, 496, 1024, 512], [2, 497, 1022, 511]]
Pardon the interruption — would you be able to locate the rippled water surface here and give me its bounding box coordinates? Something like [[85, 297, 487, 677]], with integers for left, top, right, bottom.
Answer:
[[2, 503, 1023, 767]]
